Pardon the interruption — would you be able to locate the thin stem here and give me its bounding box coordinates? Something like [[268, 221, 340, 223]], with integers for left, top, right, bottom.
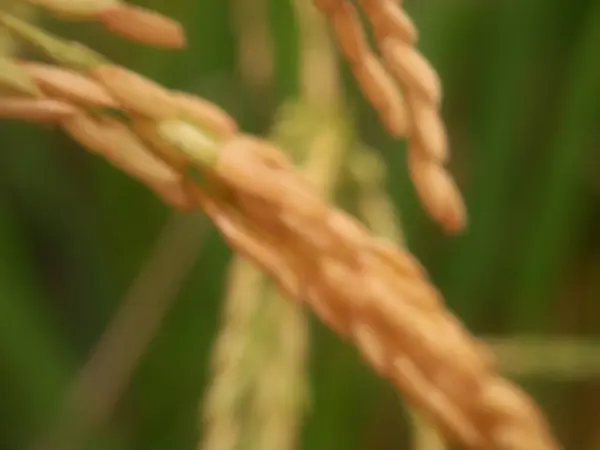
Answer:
[[30, 212, 209, 450]]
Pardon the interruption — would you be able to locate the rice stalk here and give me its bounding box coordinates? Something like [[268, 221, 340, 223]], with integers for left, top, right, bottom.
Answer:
[[0, 7, 560, 450], [201, 3, 345, 449]]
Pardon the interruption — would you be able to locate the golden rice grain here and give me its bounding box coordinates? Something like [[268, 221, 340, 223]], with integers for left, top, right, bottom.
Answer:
[[97, 4, 186, 49], [380, 38, 442, 106], [0, 97, 77, 122], [25, 0, 185, 48], [19, 61, 118, 108], [91, 65, 178, 118], [172, 91, 239, 138], [405, 92, 448, 162], [408, 148, 466, 234], [330, 2, 369, 64], [352, 55, 410, 137]]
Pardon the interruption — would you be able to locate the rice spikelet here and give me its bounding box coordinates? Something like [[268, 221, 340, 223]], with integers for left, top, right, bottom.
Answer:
[[314, 0, 466, 233]]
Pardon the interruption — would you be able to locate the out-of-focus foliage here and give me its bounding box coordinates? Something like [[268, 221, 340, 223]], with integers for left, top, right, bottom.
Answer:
[[0, 0, 599, 449]]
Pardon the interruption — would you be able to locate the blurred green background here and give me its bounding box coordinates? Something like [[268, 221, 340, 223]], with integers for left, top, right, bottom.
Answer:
[[1, 0, 599, 449]]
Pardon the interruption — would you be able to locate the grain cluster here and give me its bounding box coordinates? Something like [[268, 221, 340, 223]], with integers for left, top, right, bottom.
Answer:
[[315, 0, 465, 233], [0, 2, 560, 449]]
